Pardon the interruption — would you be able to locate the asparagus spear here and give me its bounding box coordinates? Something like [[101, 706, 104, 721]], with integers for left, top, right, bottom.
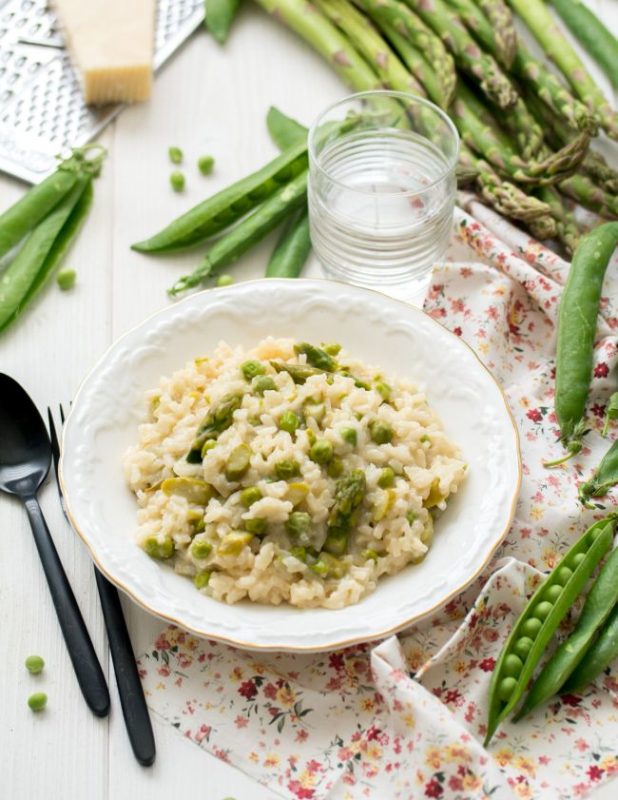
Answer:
[[350, 0, 456, 107], [314, 0, 424, 95], [551, 0, 618, 90], [379, 22, 445, 106], [507, 0, 618, 140], [559, 173, 618, 220], [251, 0, 382, 92], [476, 0, 517, 68], [401, 0, 518, 109], [443, 0, 512, 68], [536, 185, 580, 254], [169, 170, 309, 295]]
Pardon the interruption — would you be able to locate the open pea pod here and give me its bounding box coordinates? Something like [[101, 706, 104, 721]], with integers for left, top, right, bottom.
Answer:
[[485, 514, 616, 745]]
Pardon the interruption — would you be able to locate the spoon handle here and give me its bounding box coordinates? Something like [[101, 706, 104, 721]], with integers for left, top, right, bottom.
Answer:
[[24, 496, 110, 717]]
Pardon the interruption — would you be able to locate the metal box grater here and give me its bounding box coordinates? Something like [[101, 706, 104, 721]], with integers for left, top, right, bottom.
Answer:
[[0, 0, 204, 183]]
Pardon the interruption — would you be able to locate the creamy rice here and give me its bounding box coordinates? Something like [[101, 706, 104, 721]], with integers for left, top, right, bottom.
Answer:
[[123, 337, 467, 609]]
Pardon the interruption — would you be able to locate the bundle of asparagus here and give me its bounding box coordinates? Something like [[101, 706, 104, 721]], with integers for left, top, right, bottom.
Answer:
[[243, 0, 618, 255]]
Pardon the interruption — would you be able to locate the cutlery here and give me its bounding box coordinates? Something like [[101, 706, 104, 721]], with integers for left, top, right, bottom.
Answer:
[[48, 405, 156, 767], [0, 373, 110, 717]]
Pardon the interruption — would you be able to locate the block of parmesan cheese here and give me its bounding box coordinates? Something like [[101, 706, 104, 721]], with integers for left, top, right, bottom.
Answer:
[[53, 0, 155, 105]]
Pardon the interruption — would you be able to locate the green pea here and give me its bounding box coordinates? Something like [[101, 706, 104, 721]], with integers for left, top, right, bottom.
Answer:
[[279, 410, 300, 435], [216, 274, 234, 287], [191, 538, 212, 559], [340, 427, 357, 446], [225, 444, 251, 481], [290, 546, 307, 562], [285, 511, 311, 539], [57, 268, 76, 291], [361, 548, 379, 561], [25, 655, 45, 675], [498, 677, 518, 702], [377, 467, 395, 489], [240, 486, 262, 507], [275, 459, 301, 480], [545, 584, 563, 603], [187, 509, 205, 534], [323, 527, 348, 556], [406, 510, 418, 524], [521, 617, 543, 638], [144, 536, 174, 559], [168, 146, 183, 164], [556, 566, 573, 585], [170, 171, 185, 192], [323, 343, 341, 356], [28, 692, 47, 712], [513, 636, 534, 660], [198, 154, 215, 175], [310, 438, 333, 465], [201, 439, 217, 458], [375, 381, 391, 401], [244, 517, 267, 535], [370, 420, 393, 444], [241, 359, 266, 381], [193, 570, 211, 589], [534, 601, 553, 620], [572, 552, 586, 568], [503, 654, 523, 677], [253, 375, 276, 395], [327, 457, 344, 478]]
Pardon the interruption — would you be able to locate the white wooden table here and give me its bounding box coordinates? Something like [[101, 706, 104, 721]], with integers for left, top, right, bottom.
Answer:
[[1, 3, 616, 798]]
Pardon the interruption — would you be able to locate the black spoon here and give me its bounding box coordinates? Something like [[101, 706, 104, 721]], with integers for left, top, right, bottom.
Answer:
[[0, 373, 110, 717]]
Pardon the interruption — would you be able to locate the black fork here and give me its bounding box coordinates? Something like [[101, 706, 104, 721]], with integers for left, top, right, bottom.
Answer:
[[48, 405, 156, 768]]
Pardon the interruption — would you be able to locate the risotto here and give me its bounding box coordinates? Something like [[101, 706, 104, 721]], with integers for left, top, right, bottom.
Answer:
[[123, 338, 467, 609]]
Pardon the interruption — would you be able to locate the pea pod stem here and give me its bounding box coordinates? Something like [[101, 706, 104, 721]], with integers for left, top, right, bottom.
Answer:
[[549, 222, 618, 464], [485, 515, 616, 745], [579, 440, 618, 508], [516, 532, 618, 719]]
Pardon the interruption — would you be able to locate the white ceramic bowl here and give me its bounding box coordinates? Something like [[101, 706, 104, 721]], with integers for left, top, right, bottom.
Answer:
[[60, 279, 520, 652]]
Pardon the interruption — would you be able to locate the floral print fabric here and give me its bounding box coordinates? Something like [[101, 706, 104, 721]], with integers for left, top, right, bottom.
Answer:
[[138, 205, 618, 800]]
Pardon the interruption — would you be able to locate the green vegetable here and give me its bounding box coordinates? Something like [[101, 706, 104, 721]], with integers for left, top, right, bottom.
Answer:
[[0, 176, 92, 335], [132, 139, 308, 253], [198, 155, 216, 175], [361, 548, 379, 561], [579, 440, 618, 507], [476, 0, 517, 68], [170, 170, 308, 294], [28, 692, 48, 712], [168, 146, 183, 164], [56, 268, 76, 291], [244, 517, 267, 535], [191, 538, 213, 559], [323, 527, 348, 556], [187, 509, 206, 533], [328, 469, 366, 542], [194, 570, 211, 589], [550, 0, 618, 91], [484, 515, 615, 744], [217, 531, 253, 555], [289, 545, 308, 562], [265, 208, 311, 278], [545, 223, 618, 465], [279, 410, 300, 434], [310, 551, 345, 578], [274, 459, 301, 480], [369, 420, 393, 444], [216, 274, 234, 286], [327, 458, 344, 478], [340, 427, 357, 447], [406, 510, 417, 525], [143, 536, 175, 560], [564, 601, 618, 692], [602, 393, 618, 437], [205, 0, 241, 44], [271, 360, 325, 383], [240, 486, 262, 507], [374, 381, 391, 401], [377, 467, 395, 489], [186, 393, 243, 462], [517, 539, 618, 719], [225, 443, 252, 481], [25, 655, 45, 674], [266, 106, 308, 150], [170, 171, 185, 192], [162, 477, 214, 505], [241, 359, 266, 380], [286, 481, 309, 505], [285, 511, 312, 541], [310, 438, 334, 465], [293, 342, 336, 371], [252, 375, 276, 394]]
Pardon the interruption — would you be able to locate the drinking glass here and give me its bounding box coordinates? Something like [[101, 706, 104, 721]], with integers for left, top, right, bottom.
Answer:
[[308, 91, 459, 293]]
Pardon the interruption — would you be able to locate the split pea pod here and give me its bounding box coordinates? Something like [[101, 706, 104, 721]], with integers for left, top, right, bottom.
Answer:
[[579, 440, 618, 508], [132, 140, 308, 253], [0, 175, 91, 334], [546, 222, 618, 466], [265, 208, 311, 278], [266, 106, 308, 150], [169, 170, 308, 295], [516, 535, 618, 719], [205, 0, 241, 44], [563, 601, 618, 692], [485, 515, 615, 745]]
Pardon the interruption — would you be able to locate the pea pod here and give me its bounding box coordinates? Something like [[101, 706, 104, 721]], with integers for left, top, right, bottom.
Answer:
[[485, 515, 615, 745], [563, 601, 618, 692], [516, 536, 618, 719], [132, 140, 308, 254], [602, 393, 618, 437], [266, 106, 308, 150], [579, 440, 618, 508], [169, 170, 308, 295], [265, 208, 311, 278], [0, 176, 91, 335], [205, 0, 241, 44], [546, 222, 618, 466]]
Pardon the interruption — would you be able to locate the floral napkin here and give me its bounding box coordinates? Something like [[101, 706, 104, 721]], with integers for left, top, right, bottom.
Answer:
[[137, 203, 618, 800]]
